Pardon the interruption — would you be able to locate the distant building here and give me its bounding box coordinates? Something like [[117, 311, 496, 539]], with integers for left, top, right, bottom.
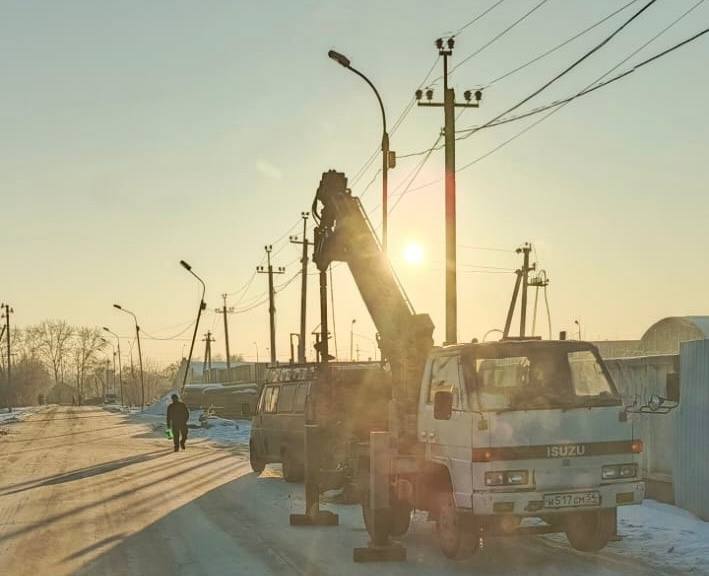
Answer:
[[594, 316, 709, 358]]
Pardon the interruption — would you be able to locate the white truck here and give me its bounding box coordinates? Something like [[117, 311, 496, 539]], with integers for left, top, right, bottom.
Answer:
[[310, 170, 644, 559]]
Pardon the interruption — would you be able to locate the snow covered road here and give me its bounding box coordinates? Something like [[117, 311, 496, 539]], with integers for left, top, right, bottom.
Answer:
[[0, 406, 701, 575]]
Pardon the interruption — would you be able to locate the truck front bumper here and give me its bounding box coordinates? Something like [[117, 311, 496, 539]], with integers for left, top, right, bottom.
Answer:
[[470, 480, 645, 516]]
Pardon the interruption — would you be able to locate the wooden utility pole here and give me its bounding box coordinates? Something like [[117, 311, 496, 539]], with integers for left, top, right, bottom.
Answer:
[[290, 212, 312, 363], [257, 246, 285, 364], [417, 37, 481, 345], [215, 294, 235, 373]]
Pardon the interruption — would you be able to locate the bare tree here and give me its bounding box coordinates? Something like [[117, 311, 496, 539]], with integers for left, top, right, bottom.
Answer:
[[71, 327, 107, 402], [26, 320, 74, 387]]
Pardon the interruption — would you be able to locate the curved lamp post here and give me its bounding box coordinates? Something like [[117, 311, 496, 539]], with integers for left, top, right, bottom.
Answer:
[[113, 304, 144, 411], [180, 259, 206, 393], [103, 326, 124, 407], [328, 49, 391, 252]]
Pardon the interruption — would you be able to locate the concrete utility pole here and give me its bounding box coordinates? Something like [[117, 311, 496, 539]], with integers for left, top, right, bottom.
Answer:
[[416, 37, 482, 345], [290, 212, 312, 363], [328, 51, 394, 252], [202, 331, 214, 382], [257, 246, 285, 365], [215, 294, 235, 374], [503, 243, 535, 339], [519, 243, 533, 338], [1, 304, 13, 410]]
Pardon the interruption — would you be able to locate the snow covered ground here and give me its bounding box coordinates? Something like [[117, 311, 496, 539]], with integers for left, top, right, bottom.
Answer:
[[536, 499, 709, 574], [610, 500, 709, 574], [0, 405, 44, 427], [130, 391, 251, 446], [123, 394, 709, 574]]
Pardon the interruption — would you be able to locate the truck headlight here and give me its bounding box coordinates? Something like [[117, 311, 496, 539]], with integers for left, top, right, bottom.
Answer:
[[602, 463, 637, 480], [485, 471, 505, 486], [506, 470, 528, 485], [602, 465, 619, 480], [485, 470, 528, 486]]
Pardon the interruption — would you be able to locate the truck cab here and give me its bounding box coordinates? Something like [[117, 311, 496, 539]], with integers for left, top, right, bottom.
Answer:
[[416, 339, 644, 555]]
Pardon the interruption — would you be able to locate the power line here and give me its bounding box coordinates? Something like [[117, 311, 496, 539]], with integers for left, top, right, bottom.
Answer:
[[449, 0, 552, 76], [459, 1, 707, 135], [454, 24, 709, 174], [141, 321, 196, 341], [483, 0, 641, 88], [452, 0, 508, 37], [456, 0, 658, 141]]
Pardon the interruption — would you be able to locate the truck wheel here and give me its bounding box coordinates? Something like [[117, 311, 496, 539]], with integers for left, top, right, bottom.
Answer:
[[282, 450, 304, 483], [361, 494, 392, 546], [249, 441, 265, 474], [390, 499, 413, 537], [564, 509, 615, 552], [362, 489, 413, 538], [436, 490, 478, 560]]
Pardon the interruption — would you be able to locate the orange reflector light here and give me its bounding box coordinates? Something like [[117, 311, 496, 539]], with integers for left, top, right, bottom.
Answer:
[[631, 440, 643, 454], [472, 448, 492, 462]]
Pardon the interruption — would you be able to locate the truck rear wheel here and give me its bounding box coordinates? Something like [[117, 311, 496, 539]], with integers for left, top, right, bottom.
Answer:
[[249, 441, 265, 474], [361, 490, 412, 538], [436, 490, 479, 560], [564, 509, 615, 552]]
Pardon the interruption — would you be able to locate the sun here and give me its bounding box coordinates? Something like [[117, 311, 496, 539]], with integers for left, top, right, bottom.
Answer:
[[403, 242, 424, 265]]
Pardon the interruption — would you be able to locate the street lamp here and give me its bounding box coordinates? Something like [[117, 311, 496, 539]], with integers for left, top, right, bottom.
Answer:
[[350, 319, 357, 361], [113, 304, 144, 411], [253, 341, 260, 364], [328, 49, 393, 252], [180, 259, 206, 393], [103, 326, 124, 407]]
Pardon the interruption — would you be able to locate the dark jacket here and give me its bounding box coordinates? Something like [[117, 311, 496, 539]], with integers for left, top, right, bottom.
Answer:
[[167, 400, 189, 428]]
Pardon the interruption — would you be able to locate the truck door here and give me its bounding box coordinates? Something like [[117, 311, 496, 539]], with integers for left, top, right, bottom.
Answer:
[[420, 353, 473, 507]]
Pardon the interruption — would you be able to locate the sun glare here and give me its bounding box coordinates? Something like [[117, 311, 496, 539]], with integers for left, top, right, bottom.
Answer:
[[403, 242, 424, 265]]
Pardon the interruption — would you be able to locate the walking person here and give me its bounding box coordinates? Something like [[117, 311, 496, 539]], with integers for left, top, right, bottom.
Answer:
[[166, 393, 190, 452]]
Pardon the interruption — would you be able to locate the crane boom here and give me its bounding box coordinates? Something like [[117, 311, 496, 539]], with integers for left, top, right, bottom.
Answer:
[[312, 170, 434, 429]]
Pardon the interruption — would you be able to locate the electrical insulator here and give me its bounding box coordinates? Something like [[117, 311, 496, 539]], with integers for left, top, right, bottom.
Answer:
[[426, 88, 433, 101], [415, 89, 423, 101]]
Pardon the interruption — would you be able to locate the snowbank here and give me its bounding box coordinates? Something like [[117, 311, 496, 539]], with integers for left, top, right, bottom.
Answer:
[[542, 499, 709, 573], [135, 392, 251, 446], [0, 406, 42, 426], [612, 500, 709, 573]]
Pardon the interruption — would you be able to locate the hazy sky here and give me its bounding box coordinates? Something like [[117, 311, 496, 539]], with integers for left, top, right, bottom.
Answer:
[[2, 0, 708, 365]]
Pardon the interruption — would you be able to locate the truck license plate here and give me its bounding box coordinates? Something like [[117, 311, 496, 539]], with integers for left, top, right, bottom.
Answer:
[[543, 491, 600, 509]]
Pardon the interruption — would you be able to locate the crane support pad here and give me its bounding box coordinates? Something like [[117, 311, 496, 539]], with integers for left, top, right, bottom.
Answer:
[[289, 511, 339, 526], [353, 543, 406, 562]]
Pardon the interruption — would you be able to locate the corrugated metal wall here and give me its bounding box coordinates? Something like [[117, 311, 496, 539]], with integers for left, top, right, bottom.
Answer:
[[605, 355, 676, 483], [674, 339, 709, 520]]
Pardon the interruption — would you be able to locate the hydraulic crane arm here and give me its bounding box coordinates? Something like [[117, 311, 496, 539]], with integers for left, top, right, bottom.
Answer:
[[312, 170, 434, 422]]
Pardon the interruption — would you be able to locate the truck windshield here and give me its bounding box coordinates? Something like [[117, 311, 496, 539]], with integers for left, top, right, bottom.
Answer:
[[469, 349, 619, 411]]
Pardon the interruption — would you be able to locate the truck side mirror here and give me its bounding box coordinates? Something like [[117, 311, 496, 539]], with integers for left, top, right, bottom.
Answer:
[[666, 373, 680, 403], [434, 391, 453, 420]]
